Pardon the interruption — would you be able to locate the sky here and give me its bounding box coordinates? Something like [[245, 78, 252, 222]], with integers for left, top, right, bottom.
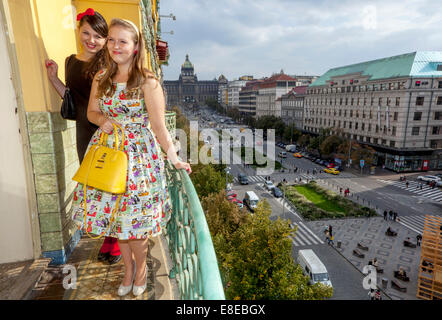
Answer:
[[159, 0, 442, 81]]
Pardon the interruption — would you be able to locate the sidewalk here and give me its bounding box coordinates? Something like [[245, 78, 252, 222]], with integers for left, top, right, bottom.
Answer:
[[29, 234, 178, 300]]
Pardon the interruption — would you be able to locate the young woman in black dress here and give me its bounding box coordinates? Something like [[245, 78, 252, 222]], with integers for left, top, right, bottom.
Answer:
[[44, 8, 121, 264]]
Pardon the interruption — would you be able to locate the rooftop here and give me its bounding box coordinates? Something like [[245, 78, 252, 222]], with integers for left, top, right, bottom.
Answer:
[[310, 51, 442, 87]]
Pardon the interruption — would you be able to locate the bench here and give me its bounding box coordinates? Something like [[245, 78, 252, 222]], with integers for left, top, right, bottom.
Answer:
[[391, 279, 407, 292], [403, 241, 416, 248], [394, 271, 410, 282], [385, 230, 397, 237], [357, 243, 369, 251], [353, 248, 365, 258]]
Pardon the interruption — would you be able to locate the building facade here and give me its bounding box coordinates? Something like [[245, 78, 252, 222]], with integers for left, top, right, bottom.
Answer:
[[279, 86, 308, 128], [238, 80, 264, 117], [304, 51, 442, 172], [164, 55, 226, 108], [255, 72, 297, 118]]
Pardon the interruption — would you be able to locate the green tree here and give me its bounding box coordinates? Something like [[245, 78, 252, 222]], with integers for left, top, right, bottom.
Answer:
[[190, 164, 227, 198], [297, 134, 310, 147], [320, 135, 344, 156], [224, 201, 333, 300]]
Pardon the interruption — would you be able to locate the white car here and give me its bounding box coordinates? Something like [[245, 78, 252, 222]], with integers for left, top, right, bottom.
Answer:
[[264, 180, 275, 191], [417, 175, 441, 183]]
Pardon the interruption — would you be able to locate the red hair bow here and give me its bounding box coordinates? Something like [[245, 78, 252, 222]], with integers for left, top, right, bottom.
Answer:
[[77, 8, 95, 21]]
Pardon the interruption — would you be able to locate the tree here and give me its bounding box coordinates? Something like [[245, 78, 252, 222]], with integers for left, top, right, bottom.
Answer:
[[223, 200, 333, 300], [297, 134, 310, 147], [320, 135, 344, 156], [190, 164, 227, 198]]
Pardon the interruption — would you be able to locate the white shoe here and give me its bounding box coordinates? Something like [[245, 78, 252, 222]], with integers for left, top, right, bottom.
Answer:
[[117, 262, 136, 296], [132, 266, 148, 296]]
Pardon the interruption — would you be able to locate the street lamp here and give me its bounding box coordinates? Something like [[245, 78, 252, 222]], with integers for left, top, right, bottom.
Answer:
[[225, 166, 231, 190], [160, 13, 176, 20]]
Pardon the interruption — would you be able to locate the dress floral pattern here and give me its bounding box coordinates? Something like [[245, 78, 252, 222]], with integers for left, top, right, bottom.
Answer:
[[71, 79, 172, 240]]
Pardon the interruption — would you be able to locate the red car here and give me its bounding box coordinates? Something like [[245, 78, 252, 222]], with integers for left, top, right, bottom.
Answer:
[[326, 163, 336, 169], [226, 190, 238, 198], [228, 197, 244, 208]]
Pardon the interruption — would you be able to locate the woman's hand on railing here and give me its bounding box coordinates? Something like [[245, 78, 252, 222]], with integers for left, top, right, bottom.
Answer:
[[173, 160, 192, 174]]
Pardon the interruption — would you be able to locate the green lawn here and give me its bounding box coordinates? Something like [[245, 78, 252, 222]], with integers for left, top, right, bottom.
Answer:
[[294, 185, 346, 213]]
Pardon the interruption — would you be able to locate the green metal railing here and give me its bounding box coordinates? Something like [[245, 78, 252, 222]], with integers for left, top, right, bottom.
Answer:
[[164, 163, 226, 300]]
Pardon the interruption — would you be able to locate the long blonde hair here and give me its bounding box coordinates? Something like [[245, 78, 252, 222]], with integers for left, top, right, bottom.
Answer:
[[97, 18, 157, 98]]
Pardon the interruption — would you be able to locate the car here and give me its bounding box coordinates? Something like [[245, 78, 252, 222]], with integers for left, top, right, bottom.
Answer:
[[228, 197, 244, 208], [326, 163, 336, 168], [271, 187, 283, 198], [293, 153, 303, 158], [226, 190, 238, 198], [278, 151, 287, 158], [238, 173, 249, 185], [417, 175, 441, 183], [436, 180, 442, 187], [264, 180, 275, 191], [324, 168, 340, 175], [315, 159, 322, 164]]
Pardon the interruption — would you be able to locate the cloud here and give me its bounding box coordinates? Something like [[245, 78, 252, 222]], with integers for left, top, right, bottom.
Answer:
[[159, 0, 442, 81]]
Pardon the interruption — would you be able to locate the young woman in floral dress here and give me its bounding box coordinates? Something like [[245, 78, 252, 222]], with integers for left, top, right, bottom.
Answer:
[[71, 18, 191, 297]]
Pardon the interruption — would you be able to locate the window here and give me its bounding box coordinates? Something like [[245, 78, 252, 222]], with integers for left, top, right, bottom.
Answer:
[[376, 125, 379, 133], [392, 126, 396, 136], [432, 126, 441, 135], [343, 121, 346, 128], [368, 123, 371, 131], [439, 81, 442, 89], [355, 122, 359, 130], [374, 138, 378, 144], [396, 97, 400, 106], [413, 112, 422, 121], [416, 97, 424, 106], [351, 98, 354, 105], [344, 110, 347, 117], [382, 139, 387, 145], [390, 141, 396, 147], [361, 123, 365, 131], [350, 110, 353, 117], [412, 127, 420, 135], [435, 112, 442, 120], [378, 97, 383, 106], [339, 110, 342, 116], [349, 122, 352, 129], [437, 96, 442, 105]]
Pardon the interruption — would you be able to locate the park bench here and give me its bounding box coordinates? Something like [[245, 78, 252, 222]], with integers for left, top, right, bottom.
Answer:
[[403, 240, 416, 248], [357, 242, 369, 251], [385, 229, 397, 237], [391, 279, 407, 292], [394, 271, 410, 282], [353, 248, 365, 258]]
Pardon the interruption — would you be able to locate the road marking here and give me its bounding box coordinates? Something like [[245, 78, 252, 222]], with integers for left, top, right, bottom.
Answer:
[[298, 221, 324, 243], [397, 220, 422, 235]]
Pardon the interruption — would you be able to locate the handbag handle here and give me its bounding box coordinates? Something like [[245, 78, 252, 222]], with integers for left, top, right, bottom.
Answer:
[[98, 123, 125, 151]]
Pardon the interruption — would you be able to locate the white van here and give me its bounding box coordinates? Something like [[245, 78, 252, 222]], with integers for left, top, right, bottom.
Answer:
[[278, 151, 287, 158], [297, 249, 333, 288], [285, 144, 297, 152], [243, 191, 259, 212]]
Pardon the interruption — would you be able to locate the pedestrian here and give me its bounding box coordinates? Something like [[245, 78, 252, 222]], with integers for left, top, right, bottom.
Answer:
[[420, 183, 423, 190], [374, 289, 382, 300], [416, 234, 422, 246], [406, 181, 409, 188], [383, 210, 387, 221], [368, 288, 375, 300], [393, 211, 397, 222], [340, 187, 343, 195], [325, 230, 330, 243], [71, 18, 191, 297], [389, 210, 393, 221], [45, 9, 123, 265]]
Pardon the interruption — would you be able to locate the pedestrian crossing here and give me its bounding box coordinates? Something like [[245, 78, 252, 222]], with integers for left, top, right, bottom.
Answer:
[[377, 179, 442, 202], [233, 174, 318, 184], [396, 214, 441, 235], [289, 221, 324, 247]]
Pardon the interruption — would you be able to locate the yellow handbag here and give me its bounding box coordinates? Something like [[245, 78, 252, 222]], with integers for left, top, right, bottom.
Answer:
[[72, 123, 128, 239]]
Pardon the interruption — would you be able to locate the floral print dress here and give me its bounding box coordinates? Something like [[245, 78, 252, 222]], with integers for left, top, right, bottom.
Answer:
[[71, 80, 172, 240]]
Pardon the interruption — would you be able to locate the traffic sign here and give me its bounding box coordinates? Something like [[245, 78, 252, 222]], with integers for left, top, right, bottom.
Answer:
[[360, 159, 365, 167]]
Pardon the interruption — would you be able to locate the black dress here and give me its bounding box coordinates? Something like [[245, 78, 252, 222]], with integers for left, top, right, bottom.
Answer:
[[65, 54, 99, 162]]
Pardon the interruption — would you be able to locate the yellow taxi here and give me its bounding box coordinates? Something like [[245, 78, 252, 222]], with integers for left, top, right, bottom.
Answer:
[[293, 153, 302, 158], [324, 167, 340, 175]]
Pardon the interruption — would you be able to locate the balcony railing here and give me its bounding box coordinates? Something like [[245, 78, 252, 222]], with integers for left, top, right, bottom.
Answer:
[[164, 163, 226, 300]]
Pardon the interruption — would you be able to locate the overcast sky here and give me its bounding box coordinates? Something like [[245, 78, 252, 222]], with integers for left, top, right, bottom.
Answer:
[[159, 0, 442, 81]]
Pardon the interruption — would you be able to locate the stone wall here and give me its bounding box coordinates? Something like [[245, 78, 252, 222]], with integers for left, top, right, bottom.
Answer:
[[26, 112, 81, 265]]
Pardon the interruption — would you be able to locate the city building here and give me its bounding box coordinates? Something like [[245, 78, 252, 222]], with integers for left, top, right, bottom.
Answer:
[[238, 79, 264, 117], [289, 74, 319, 86], [304, 51, 442, 172], [255, 72, 297, 118], [163, 54, 227, 108], [226, 78, 250, 110], [279, 86, 308, 128], [218, 74, 228, 105]]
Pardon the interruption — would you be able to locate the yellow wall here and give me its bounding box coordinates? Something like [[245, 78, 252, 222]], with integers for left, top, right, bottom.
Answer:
[[7, 0, 76, 112]]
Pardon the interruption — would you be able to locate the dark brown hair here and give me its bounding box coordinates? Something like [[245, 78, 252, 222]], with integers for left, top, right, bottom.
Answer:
[[97, 18, 157, 98], [78, 11, 108, 80]]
